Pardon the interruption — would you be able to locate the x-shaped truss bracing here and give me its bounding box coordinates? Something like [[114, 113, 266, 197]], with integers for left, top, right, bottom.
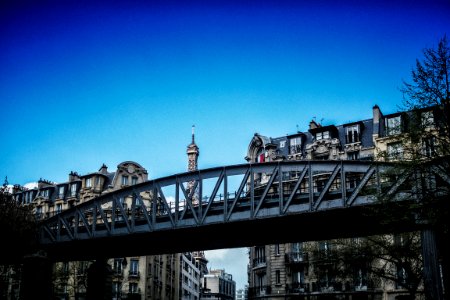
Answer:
[[39, 160, 449, 244]]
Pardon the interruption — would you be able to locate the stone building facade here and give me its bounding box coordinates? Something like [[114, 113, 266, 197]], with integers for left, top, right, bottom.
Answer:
[[245, 104, 441, 300], [10, 134, 204, 300]]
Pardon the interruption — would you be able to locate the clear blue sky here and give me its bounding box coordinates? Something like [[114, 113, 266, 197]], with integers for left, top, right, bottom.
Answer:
[[1, 0, 449, 291]]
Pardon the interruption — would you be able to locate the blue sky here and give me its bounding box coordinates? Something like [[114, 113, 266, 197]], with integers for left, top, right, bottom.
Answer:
[[1, 0, 449, 291]]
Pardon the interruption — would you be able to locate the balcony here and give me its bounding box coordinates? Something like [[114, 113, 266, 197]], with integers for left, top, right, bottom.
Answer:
[[252, 258, 266, 269], [128, 270, 140, 279], [112, 269, 124, 278], [126, 291, 141, 300], [286, 282, 308, 294], [248, 285, 271, 297], [285, 252, 308, 265]]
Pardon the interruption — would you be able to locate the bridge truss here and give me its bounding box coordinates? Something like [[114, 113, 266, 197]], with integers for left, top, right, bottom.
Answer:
[[39, 160, 448, 251]]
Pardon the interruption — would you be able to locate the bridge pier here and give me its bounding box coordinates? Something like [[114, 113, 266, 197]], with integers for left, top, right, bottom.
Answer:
[[19, 251, 53, 300], [86, 258, 113, 300], [421, 229, 444, 300]]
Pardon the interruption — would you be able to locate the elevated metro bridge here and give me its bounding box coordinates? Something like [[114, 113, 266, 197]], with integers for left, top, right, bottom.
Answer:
[[38, 160, 448, 261]]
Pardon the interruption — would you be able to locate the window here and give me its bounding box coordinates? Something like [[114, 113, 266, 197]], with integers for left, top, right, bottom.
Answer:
[[70, 184, 77, 197], [292, 270, 304, 284], [315, 131, 330, 141], [36, 206, 42, 217], [131, 177, 138, 185], [319, 241, 331, 256], [130, 259, 139, 276], [129, 282, 138, 294], [255, 150, 266, 163], [354, 267, 368, 289], [113, 258, 123, 274], [27, 192, 33, 203], [279, 141, 286, 148], [385, 116, 402, 135], [274, 244, 280, 255], [421, 111, 434, 128], [422, 136, 436, 157], [40, 189, 49, 198], [254, 246, 265, 265], [387, 142, 404, 160], [121, 175, 129, 186], [62, 262, 69, 275], [289, 137, 302, 154], [276, 270, 281, 284], [292, 242, 303, 261], [85, 178, 91, 188], [347, 152, 359, 160], [112, 282, 121, 297], [257, 274, 266, 289], [396, 266, 407, 288], [95, 176, 101, 187], [56, 203, 62, 214], [58, 186, 65, 199], [345, 124, 360, 143]]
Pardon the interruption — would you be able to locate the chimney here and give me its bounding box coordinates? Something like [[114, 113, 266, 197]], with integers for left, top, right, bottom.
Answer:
[[309, 119, 319, 130], [372, 104, 383, 136], [99, 163, 108, 175], [69, 171, 80, 182]]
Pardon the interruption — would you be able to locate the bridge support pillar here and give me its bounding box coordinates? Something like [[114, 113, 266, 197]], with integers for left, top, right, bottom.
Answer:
[[86, 258, 113, 300], [421, 229, 444, 300], [19, 251, 53, 300]]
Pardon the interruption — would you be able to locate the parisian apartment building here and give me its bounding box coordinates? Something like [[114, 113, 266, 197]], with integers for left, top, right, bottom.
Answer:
[[6, 104, 444, 300], [8, 133, 207, 300], [245, 104, 443, 300], [200, 269, 236, 300]]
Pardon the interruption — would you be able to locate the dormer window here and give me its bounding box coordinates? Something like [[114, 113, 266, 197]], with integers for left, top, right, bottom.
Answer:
[[315, 131, 330, 141], [346, 124, 360, 144], [40, 189, 49, 198], [289, 137, 302, 154], [131, 177, 138, 185], [27, 192, 34, 203], [385, 115, 401, 136], [58, 186, 65, 199], [121, 175, 129, 186], [70, 183, 77, 197], [85, 177, 92, 188]]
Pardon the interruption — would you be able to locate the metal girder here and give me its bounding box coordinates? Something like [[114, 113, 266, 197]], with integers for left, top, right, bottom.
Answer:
[[39, 160, 423, 245]]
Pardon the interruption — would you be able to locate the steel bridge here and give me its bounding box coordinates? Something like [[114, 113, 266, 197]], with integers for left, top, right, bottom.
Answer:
[[38, 160, 448, 261]]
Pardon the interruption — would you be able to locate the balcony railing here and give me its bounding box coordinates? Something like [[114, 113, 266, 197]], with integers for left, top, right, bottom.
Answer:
[[285, 252, 308, 264], [128, 270, 140, 278], [248, 285, 271, 297], [285, 282, 308, 294], [252, 258, 266, 269]]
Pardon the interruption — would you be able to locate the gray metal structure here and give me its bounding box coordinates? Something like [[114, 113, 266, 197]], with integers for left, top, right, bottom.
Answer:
[[37, 160, 447, 261]]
